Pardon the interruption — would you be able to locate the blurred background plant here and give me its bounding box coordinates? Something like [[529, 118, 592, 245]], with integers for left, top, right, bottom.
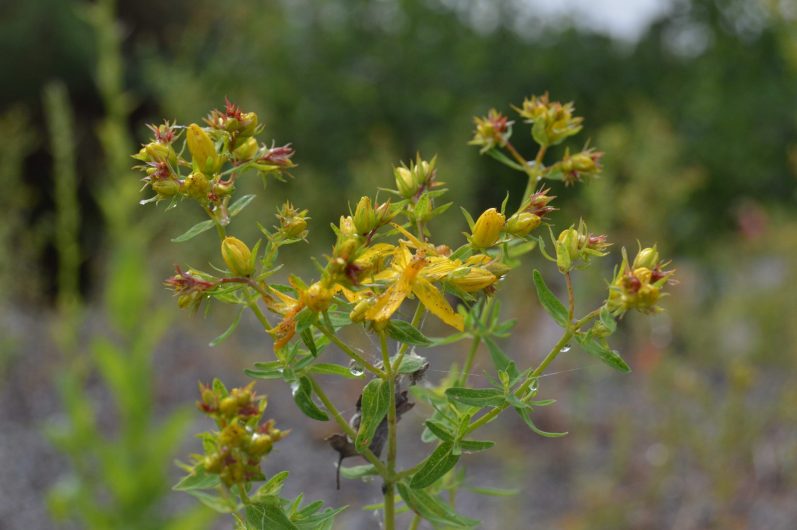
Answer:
[[1, 0, 796, 528]]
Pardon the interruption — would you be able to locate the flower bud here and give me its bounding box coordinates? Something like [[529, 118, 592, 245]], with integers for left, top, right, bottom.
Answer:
[[151, 179, 181, 198], [447, 267, 497, 292], [556, 227, 579, 272], [350, 297, 376, 323], [394, 166, 417, 198], [339, 215, 357, 237], [301, 281, 333, 313], [186, 123, 220, 174], [506, 212, 541, 236], [144, 142, 175, 164], [353, 196, 377, 234], [183, 172, 210, 203], [232, 136, 259, 161], [221, 237, 254, 277], [276, 202, 309, 238], [239, 111, 259, 137], [470, 208, 505, 248], [633, 246, 660, 270]]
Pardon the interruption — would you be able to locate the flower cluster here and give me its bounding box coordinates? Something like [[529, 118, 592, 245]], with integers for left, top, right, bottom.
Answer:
[[607, 246, 676, 315], [193, 381, 287, 488], [132, 100, 294, 227]]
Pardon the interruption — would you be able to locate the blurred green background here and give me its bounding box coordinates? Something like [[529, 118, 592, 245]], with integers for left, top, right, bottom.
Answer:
[[1, 0, 796, 528]]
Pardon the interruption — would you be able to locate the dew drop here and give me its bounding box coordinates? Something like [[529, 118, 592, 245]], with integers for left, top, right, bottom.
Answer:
[[560, 345, 571, 353], [348, 359, 365, 377]]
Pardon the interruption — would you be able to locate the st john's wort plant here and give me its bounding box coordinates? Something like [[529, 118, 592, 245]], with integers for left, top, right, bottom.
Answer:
[[133, 94, 675, 529]]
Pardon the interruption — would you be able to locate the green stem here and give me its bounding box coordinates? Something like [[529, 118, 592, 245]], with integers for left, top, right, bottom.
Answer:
[[248, 301, 272, 332], [408, 513, 422, 530], [458, 336, 481, 386], [565, 271, 575, 323], [380, 331, 398, 530], [391, 303, 426, 374], [307, 376, 389, 477], [316, 325, 386, 378], [464, 307, 601, 435]]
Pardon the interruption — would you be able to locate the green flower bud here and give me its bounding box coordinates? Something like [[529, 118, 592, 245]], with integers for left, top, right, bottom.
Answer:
[[633, 246, 660, 270], [353, 196, 377, 234], [232, 136, 258, 161], [144, 142, 175, 164], [239, 111, 259, 137], [470, 208, 505, 248], [221, 237, 254, 277], [151, 179, 181, 198], [506, 212, 541, 236], [394, 166, 417, 198], [556, 227, 579, 272]]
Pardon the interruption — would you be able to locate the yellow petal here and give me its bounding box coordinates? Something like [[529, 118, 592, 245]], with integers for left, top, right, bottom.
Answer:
[[412, 277, 464, 331], [423, 256, 459, 281], [365, 279, 411, 323], [391, 223, 436, 253]]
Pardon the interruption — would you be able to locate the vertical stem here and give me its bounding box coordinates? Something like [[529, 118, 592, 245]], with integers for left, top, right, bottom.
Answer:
[[565, 271, 575, 323], [307, 376, 389, 477], [408, 513, 422, 530], [380, 331, 397, 530]]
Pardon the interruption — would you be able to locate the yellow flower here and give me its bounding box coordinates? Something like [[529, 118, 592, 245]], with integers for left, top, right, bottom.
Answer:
[[365, 246, 464, 331], [221, 236, 254, 277]]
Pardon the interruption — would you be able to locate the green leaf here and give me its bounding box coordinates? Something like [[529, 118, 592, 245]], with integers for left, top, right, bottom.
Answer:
[[291, 377, 329, 421], [445, 387, 506, 408], [424, 420, 454, 442], [514, 407, 568, 438], [209, 306, 245, 347], [599, 306, 617, 334], [356, 379, 391, 451], [252, 471, 290, 501], [410, 442, 460, 489], [228, 194, 257, 217], [299, 327, 318, 357], [395, 353, 429, 375], [339, 464, 379, 480], [173, 465, 220, 491], [458, 439, 495, 453], [245, 361, 284, 380], [171, 219, 215, 243], [245, 497, 298, 530], [185, 489, 236, 513], [467, 486, 519, 497], [308, 363, 363, 379], [483, 336, 519, 379], [386, 320, 432, 346], [397, 482, 479, 528], [575, 334, 631, 373], [532, 269, 569, 327]]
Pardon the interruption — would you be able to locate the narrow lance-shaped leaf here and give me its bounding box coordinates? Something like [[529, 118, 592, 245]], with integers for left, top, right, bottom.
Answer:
[[171, 219, 215, 243], [483, 336, 519, 379], [410, 442, 460, 489], [575, 333, 630, 373], [291, 377, 329, 421], [397, 482, 479, 528], [228, 194, 257, 217], [532, 269, 569, 327], [355, 379, 391, 452], [445, 387, 506, 408]]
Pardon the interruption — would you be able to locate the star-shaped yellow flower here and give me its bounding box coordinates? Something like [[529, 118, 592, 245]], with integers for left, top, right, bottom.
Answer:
[[365, 245, 464, 331]]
